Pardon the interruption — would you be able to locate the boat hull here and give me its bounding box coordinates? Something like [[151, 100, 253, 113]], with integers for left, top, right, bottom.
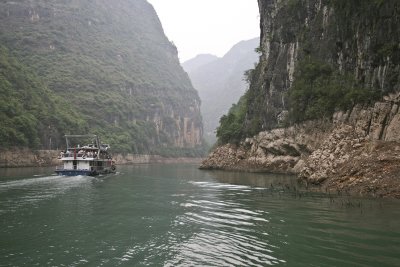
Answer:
[[55, 169, 115, 176]]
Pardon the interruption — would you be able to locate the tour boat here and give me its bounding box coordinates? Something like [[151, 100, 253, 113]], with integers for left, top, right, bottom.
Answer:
[[55, 135, 116, 176]]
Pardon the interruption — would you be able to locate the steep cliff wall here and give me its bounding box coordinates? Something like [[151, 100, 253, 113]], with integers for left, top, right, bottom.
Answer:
[[203, 0, 400, 198], [245, 0, 399, 132], [0, 0, 204, 155]]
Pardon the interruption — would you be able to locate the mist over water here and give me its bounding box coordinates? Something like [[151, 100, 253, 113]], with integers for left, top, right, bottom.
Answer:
[[1, 165, 399, 266]]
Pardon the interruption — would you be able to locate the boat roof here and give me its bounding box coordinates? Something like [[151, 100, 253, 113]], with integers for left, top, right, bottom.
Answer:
[[64, 134, 101, 150], [65, 134, 98, 138]]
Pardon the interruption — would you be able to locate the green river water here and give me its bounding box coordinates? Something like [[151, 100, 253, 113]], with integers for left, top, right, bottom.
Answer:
[[0, 164, 399, 266]]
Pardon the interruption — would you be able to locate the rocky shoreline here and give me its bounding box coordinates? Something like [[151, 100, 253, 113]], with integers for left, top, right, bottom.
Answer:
[[201, 95, 400, 199], [0, 149, 203, 168], [0, 149, 60, 168]]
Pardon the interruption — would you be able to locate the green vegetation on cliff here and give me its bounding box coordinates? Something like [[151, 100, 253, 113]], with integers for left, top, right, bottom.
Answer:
[[0, 0, 204, 155], [0, 46, 87, 149], [288, 57, 380, 123], [216, 95, 248, 144], [216, 61, 264, 145], [216, 0, 399, 145]]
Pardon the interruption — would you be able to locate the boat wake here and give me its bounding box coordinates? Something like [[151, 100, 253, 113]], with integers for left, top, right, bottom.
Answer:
[[0, 175, 87, 189], [0, 175, 94, 214]]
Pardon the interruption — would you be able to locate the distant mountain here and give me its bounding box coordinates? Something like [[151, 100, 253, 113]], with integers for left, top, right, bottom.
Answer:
[[183, 38, 259, 144], [0, 0, 205, 155], [182, 54, 218, 74]]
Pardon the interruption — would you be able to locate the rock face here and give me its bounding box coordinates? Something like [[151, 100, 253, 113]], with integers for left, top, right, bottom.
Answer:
[[299, 125, 400, 198], [244, 0, 400, 132], [201, 93, 400, 198], [201, 121, 326, 173], [0, 0, 203, 154], [300, 93, 400, 197], [202, 0, 400, 198]]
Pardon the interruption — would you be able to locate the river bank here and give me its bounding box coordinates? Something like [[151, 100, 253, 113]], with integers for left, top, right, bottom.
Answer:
[[0, 148, 203, 168], [201, 97, 400, 199]]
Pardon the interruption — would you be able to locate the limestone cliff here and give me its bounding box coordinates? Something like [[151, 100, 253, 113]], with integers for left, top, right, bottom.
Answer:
[[202, 0, 400, 198], [243, 0, 399, 132], [202, 92, 400, 197], [0, 0, 204, 155]]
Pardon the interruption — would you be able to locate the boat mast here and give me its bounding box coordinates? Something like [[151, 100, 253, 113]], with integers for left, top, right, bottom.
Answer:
[[65, 136, 69, 150]]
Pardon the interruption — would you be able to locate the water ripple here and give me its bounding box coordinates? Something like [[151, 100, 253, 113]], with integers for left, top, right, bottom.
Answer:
[[162, 181, 285, 266], [1, 166, 399, 267]]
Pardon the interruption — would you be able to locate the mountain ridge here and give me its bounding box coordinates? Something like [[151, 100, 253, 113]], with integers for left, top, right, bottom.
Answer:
[[183, 37, 259, 143], [0, 0, 205, 155], [182, 54, 219, 74]]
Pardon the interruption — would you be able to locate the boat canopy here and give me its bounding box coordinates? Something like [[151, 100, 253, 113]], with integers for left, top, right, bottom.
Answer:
[[64, 134, 101, 150]]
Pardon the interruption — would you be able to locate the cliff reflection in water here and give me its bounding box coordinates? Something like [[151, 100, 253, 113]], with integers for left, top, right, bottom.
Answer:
[[205, 170, 299, 190]]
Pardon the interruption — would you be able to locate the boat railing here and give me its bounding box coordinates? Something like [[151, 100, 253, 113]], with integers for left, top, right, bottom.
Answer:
[[58, 152, 112, 160], [58, 156, 114, 161]]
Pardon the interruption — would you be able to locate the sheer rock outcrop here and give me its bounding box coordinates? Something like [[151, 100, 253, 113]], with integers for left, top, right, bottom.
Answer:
[[202, 0, 400, 198], [201, 94, 400, 198]]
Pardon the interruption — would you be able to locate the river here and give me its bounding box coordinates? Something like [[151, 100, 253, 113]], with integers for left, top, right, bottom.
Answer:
[[0, 164, 399, 266]]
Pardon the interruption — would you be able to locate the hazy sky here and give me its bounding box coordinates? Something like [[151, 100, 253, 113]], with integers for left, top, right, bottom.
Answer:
[[147, 0, 260, 63]]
